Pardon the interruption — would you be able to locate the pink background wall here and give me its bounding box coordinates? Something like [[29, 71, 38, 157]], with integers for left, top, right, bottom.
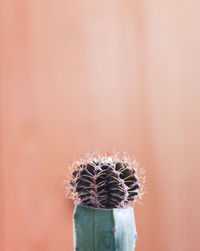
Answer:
[[1, 1, 200, 250]]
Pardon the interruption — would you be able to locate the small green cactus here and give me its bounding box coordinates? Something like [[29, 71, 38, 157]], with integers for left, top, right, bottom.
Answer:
[[73, 205, 137, 251], [65, 151, 145, 251]]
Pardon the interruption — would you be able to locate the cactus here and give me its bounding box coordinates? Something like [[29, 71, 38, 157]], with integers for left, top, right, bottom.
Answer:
[[73, 205, 137, 251], [65, 151, 145, 251]]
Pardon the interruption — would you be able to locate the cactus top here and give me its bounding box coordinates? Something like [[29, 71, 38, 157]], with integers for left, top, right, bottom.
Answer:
[[65, 151, 145, 209]]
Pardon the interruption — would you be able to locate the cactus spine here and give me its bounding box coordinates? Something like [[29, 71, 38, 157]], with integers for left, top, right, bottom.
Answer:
[[65, 151, 144, 251]]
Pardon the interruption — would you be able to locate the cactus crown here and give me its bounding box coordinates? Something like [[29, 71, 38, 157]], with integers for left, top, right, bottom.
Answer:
[[65, 151, 145, 209]]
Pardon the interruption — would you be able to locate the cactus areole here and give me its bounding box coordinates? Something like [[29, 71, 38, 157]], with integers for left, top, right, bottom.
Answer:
[[65, 151, 145, 251]]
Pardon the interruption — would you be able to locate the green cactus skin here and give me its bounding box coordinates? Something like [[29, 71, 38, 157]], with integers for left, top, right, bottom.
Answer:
[[73, 205, 137, 251]]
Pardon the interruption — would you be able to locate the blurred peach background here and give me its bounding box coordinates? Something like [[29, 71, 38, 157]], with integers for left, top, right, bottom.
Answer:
[[1, 1, 200, 251]]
